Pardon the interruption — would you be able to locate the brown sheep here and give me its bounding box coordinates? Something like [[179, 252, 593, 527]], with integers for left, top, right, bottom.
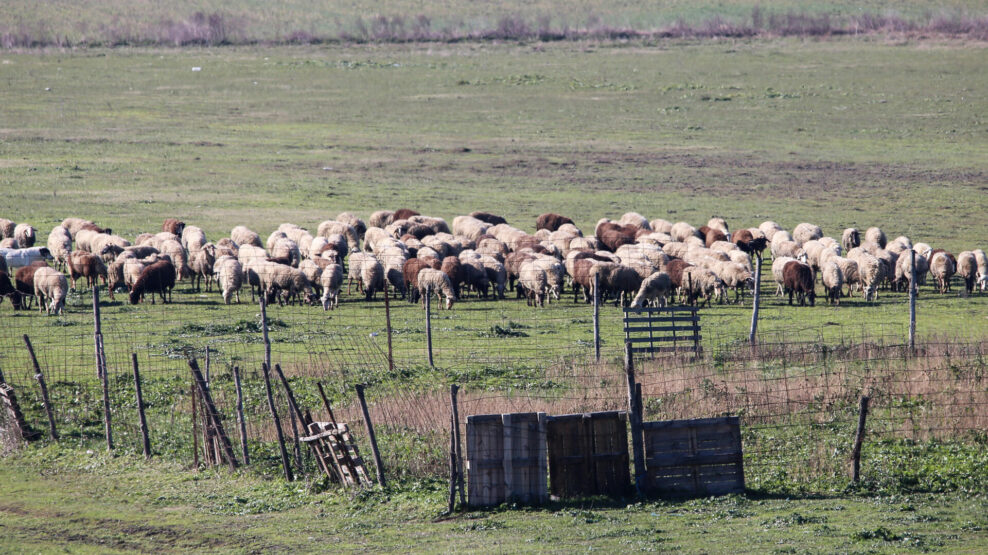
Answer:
[[0, 270, 23, 309], [402, 258, 440, 303], [14, 261, 48, 310], [162, 218, 186, 236], [782, 261, 816, 306], [392, 208, 420, 221], [469, 211, 508, 226], [129, 259, 176, 305], [704, 228, 727, 248], [595, 222, 637, 252], [67, 251, 107, 292], [536, 213, 575, 232], [440, 256, 464, 297]]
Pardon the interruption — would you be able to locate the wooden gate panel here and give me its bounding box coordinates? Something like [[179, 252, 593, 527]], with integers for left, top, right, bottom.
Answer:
[[547, 414, 592, 498], [502, 412, 547, 505], [589, 411, 631, 498], [643, 416, 744, 497], [466, 414, 505, 507]]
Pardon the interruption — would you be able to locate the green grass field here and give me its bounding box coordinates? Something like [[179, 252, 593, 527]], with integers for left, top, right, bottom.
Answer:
[[1, 34, 987, 552]]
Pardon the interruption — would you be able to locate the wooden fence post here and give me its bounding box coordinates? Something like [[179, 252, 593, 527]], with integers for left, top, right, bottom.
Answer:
[[204, 346, 210, 384], [262, 363, 293, 481], [232, 366, 250, 465], [23, 335, 57, 441], [191, 379, 199, 468], [273, 364, 308, 476], [132, 353, 151, 459], [384, 286, 394, 373], [852, 395, 870, 482], [450, 384, 465, 506], [625, 342, 646, 495], [593, 271, 601, 362], [259, 296, 272, 372], [425, 286, 434, 367], [448, 408, 457, 514], [908, 249, 917, 352], [316, 381, 338, 425], [189, 358, 238, 469], [92, 287, 104, 379], [749, 255, 762, 346], [355, 384, 386, 488], [98, 336, 113, 451]]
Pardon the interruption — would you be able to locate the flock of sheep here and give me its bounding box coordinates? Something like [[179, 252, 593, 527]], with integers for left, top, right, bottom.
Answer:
[[0, 211, 985, 317]]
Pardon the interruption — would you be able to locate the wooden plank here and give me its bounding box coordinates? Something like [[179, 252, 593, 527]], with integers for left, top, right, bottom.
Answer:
[[589, 411, 630, 498], [623, 306, 699, 313], [623, 325, 702, 334], [641, 416, 743, 498], [630, 346, 699, 354], [622, 316, 698, 324], [646, 452, 742, 467], [467, 414, 504, 507], [626, 336, 702, 344], [642, 417, 739, 431], [502, 412, 547, 505]]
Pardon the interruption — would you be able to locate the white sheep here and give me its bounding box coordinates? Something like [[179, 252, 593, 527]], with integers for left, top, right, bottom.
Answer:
[[865, 227, 887, 249], [14, 224, 36, 248], [189, 244, 217, 291], [760, 221, 785, 243], [929, 251, 955, 294], [619, 212, 651, 230], [214, 255, 243, 304], [772, 256, 797, 296], [320, 263, 344, 310], [317, 220, 360, 251], [533, 256, 565, 301], [0, 218, 15, 239], [670, 222, 699, 243], [854, 252, 886, 301], [517, 260, 548, 307], [820, 261, 844, 305], [706, 217, 729, 236], [792, 223, 823, 246], [630, 271, 671, 308], [650, 219, 674, 234], [973, 249, 988, 292], [231, 225, 263, 248], [33, 266, 68, 315], [955, 251, 977, 294], [347, 252, 384, 300], [369, 210, 395, 229], [159, 239, 189, 280], [417, 268, 456, 309], [453, 215, 493, 242], [47, 226, 72, 271], [480, 255, 507, 299], [182, 225, 207, 253], [298, 258, 323, 293]]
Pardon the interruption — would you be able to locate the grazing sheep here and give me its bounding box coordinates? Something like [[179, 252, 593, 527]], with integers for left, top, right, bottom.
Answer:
[[662, 241, 689, 260], [670, 222, 700, 243], [237, 244, 268, 268], [771, 239, 803, 260], [0, 238, 17, 249], [181, 225, 207, 253], [417, 268, 456, 309], [408, 215, 451, 236], [0, 219, 15, 239], [129, 259, 176, 305], [533, 256, 565, 301], [782, 261, 815, 306], [270, 237, 301, 267], [14, 262, 49, 309], [189, 243, 217, 292], [60, 218, 110, 239], [319, 263, 344, 310], [852, 252, 886, 301], [731, 229, 766, 255], [469, 211, 508, 226], [648, 219, 672, 234], [158, 239, 189, 280], [727, 250, 752, 270], [536, 213, 575, 232], [772, 256, 797, 297], [459, 258, 490, 298], [704, 228, 727, 248], [266, 263, 318, 306], [973, 249, 988, 292], [452, 215, 493, 242], [518, 260, 549, 307], [33, 267, 68, 315], [792, 223, 823, 246], [594, 263, 643, 307], [630, 271, 671, 308], [402, 258, 437, 303], [956, 251, 977, 294], [122, 256, 156, 291], [865, 227, 887, 249], [369, 210, 395, 229], [895, 250, 929, 292], [479, 255, 507, 299], [13, 224, 36, 248], [67, 250, 107, 291], [336, 212, 367, 240], [708, 260, 754, 303], [393, 208, 420, 221], [440, 255, 465, 297], [680, 266, 724, 308], [231, 225, 263, 248], [347, 252, 385, 300], [162, 218, 186, 236], [317, 220, 360, 251], [619, 212, 651, 230], [0, 270, 22, 309], [47, 226, 72, 271], [706, 217, 729, 236], [759, 221, 784, 242], [214, 255, 243, 304], [841, 228, 861, 252], [377, 245, 409, 298], [929, 251, 955, 294], [821, 261, 844, 305]]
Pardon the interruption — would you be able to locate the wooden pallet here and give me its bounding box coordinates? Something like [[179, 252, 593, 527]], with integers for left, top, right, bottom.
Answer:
[[642, 416, 744, 497], [302, 421, 373, 488], [623, 305, 702, 355]]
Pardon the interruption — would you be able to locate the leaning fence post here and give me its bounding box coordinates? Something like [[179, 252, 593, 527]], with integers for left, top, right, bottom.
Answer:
[[204, 346, 210, 384], [450, 384, 465, 506], [625, 342, 646, 495], [233, 366, 250, 465], [355, 384, 386, 488], [262, 363, 293, 481], [272, 364, 305, 476], [749, 255, 762, 346], [908, 249, 917, 353], [852, 395, 870, 482], [132, 354, 151, 459], [23, 335, 57, 441], [425, 286, 434, 368], [593, 271, 601, 362], [259, 296, 272, 372]]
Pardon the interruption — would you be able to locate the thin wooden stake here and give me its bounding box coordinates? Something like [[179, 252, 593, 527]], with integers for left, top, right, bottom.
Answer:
[[233, 366, 250, 465], [262, 363, 293, 481], [23, 335, 57, 441], [852, 395, 870, 482], [909, 249, 917, 352], [355, 384, 386, 488], [625, 342, 645, 495], [447, 408, 457, 514], [593, 271, 601, 362], [260, 296, 272, 372], [425, 286, 434, 367], [450, 384, 465, 506], [132, 354, 151, 459], [204, 346, 210, 384], [98, 333, 113, 451], [273, 364, 305, 476], [384, 285, 394, 373], [191, 380, 199, 469], [316, 381, 338, 426], [188, 358, 238, 469], [92, 287, 103, 379], [749, 255, 762, 346]]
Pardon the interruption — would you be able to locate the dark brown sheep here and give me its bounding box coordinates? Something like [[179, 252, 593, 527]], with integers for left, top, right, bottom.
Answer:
[[782, 261, 816, 306], [129, 259, 176, 305], [535, 213, 575, 232], [402, 258, 437, 303], [79, 222, 112, 235], [161, 218, 185, 236], [571, 258, 597, 303], [596, 263, 643, 307], [14, 261, 48, 310], [392, 208, 420, 221], [595, 222, 637, 252], [732, 229, 767, 255], [405, 223, 435, 240], [440, 256, 464, 297], [469, 211, 508, 226], [0, 270, 23, 309], [664, 259, 693, 304], [704, 228, 727, 248], [68, 251, 107, 291]]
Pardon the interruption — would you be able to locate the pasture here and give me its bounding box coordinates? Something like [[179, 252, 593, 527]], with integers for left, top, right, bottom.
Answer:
[[1, 36, 987, 553]]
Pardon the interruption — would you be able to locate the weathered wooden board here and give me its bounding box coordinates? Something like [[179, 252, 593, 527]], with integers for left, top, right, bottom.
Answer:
[[642, 416, 744, 497], [466, 414, 505, 507], [546, 411, 630, 500], [623, 306, 701, 355], [467, 412, 547, 506]]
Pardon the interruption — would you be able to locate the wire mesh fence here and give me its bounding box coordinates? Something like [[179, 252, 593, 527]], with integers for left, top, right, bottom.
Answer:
[[1, 283, 986, 494]]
